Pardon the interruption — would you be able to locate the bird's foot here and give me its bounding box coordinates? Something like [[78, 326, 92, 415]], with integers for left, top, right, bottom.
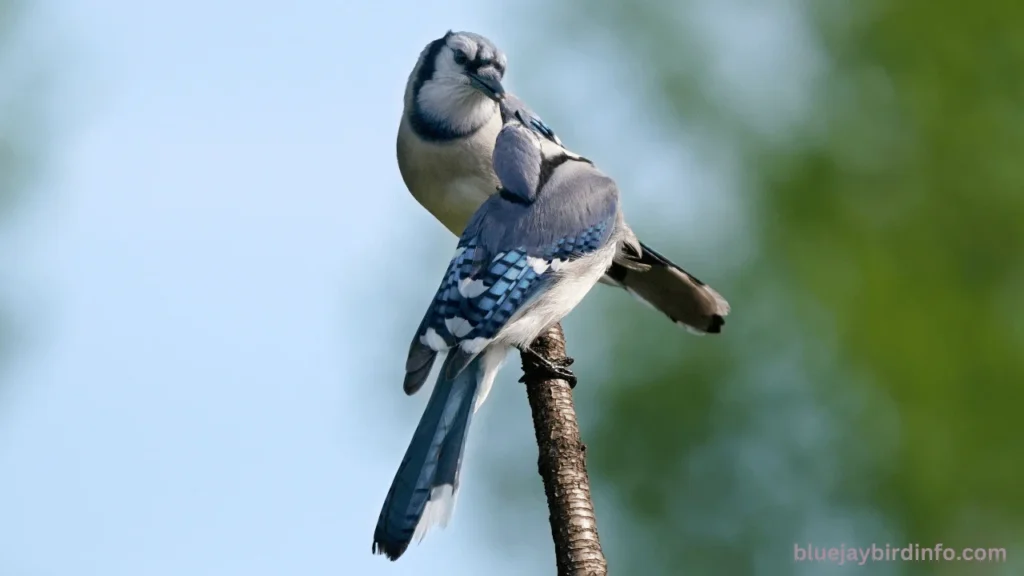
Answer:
[[519, 347, 577, 389]]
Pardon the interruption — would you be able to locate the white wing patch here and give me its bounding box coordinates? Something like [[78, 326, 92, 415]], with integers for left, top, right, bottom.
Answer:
[[525, 256, 550, 274], [458, 277, 488, 298], [459, 337, 490, 354], [420, 327, 448, 351], [444, 316, 474, 339]]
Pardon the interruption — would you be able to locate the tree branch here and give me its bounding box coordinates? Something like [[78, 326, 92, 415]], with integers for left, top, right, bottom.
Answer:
[[520, 323, 608, 576]]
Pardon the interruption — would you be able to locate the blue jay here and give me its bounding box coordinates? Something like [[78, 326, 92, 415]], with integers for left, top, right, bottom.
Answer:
[[373, 99, 636, 560], [397, 30, 730, 334]]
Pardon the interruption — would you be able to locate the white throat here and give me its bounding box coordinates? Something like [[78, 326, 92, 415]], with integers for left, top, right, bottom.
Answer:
[[417, 81, 497, 135]]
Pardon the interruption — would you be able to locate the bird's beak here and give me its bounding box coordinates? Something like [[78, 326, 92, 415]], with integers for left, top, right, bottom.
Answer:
[[468, 69, 505, 101]]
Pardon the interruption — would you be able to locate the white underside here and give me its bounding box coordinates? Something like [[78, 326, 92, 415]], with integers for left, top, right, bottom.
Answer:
[[472, 344, 509, 413], [494, 245, 618, 350], [398, 112, 501, 236], [421, 177, 493, 235]]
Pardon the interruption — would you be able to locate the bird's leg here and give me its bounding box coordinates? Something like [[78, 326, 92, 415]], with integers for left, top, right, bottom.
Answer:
[[518, 346, 577, 389]]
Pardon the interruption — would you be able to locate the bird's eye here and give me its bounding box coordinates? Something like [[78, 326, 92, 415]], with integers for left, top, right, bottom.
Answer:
[[453, 50, 469, 65]]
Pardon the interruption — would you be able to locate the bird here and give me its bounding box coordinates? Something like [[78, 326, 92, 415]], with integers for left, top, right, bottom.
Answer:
[[373, 98, 638, 561], [396, 30, 730, 335]]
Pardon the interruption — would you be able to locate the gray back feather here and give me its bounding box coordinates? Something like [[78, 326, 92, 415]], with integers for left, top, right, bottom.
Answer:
[[492, 126, 542, 202], [465, 122, 621, 256]]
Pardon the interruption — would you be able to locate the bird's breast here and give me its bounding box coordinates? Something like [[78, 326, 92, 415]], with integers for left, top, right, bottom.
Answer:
[[397, 116, 502, 236]]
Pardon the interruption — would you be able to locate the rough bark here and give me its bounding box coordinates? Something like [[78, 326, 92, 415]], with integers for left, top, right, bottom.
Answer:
[[520, 323, 608, 576]]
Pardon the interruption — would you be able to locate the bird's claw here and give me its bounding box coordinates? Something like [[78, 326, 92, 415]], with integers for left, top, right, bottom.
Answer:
[[519, 347, 577, 389]]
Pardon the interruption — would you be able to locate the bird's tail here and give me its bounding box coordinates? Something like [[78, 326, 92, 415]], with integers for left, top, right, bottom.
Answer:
[[603, 241, 730, 334], [372, 348, 499, 561]]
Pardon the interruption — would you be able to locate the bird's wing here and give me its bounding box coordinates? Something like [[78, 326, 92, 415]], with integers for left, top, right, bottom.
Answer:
[[404, 159, 620, 391]]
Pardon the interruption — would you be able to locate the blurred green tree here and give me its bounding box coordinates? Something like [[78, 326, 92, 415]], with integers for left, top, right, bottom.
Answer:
[[0, 0, 44, 379], [0, 0, 37, 222], [499, 1, 1024, 574]]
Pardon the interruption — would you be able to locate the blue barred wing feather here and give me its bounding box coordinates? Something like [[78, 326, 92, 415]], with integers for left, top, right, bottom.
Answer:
[[408, 218, 612, 381]]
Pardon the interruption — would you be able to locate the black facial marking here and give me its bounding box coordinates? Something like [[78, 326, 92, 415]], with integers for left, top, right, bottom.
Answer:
[[411, 37, 446, 104], [408, 37, 487, 142], [466, 57, 494, 73]]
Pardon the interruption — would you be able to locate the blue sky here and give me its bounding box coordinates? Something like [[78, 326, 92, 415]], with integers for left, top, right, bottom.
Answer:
[[0, 2, 556, 574]]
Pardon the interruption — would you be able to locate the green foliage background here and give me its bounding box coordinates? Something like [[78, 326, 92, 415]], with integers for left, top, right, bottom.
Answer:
[[496, 1, 1024, 574], [0, 0, 48, 388], [0, 0, 30, 377]]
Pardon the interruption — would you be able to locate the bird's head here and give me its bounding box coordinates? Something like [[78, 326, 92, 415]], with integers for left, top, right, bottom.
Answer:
[[408, 31, 508, 138]]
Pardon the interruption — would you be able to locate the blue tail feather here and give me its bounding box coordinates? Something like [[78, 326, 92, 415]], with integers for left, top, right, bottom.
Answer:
[[372, 352, 483, 560]]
